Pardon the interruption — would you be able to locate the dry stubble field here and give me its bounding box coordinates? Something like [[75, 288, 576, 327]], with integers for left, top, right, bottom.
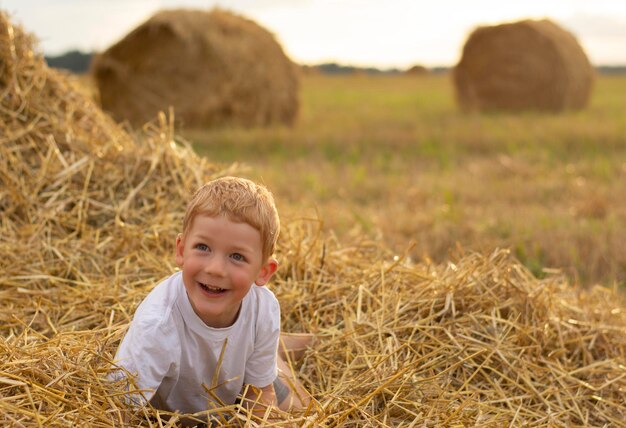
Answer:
[[183, 72, 626, 289]]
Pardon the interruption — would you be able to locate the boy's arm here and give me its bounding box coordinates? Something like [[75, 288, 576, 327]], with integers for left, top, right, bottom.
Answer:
[[111, 313, 179, 408], [241, 288, 281, 417]]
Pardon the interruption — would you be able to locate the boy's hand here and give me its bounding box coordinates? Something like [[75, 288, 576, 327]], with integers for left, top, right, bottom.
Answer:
[[241, 383, 278, 419]]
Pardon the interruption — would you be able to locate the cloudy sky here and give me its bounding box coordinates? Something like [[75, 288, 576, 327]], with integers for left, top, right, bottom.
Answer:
[[2, 0, 626, 67]]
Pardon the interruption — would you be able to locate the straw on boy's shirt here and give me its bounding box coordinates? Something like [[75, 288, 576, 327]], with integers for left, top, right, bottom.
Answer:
[[114, 331, 316, 425]]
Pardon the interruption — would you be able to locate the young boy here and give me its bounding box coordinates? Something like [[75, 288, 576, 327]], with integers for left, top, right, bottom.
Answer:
[[113, 176, 312, 424]]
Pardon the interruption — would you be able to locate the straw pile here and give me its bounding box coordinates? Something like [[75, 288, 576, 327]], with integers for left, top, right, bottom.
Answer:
[[276, 229, 626, 426], [91, 8, 299, 129], [453, 19, 594, 112], [0, 10, 229, 424], [2, 11, 626, 427]]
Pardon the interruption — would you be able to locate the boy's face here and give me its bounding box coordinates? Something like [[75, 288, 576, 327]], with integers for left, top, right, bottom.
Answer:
[[175, 214, 277, 328]]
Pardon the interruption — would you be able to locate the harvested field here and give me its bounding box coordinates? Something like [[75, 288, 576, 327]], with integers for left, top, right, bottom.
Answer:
[[2, 11, 626, 428]]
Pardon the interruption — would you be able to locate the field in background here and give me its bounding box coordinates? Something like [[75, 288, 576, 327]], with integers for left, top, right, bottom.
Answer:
[[182, 73, 626, 288]]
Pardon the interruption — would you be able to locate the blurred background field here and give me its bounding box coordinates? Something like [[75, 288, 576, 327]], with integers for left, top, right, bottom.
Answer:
[[30, 6, 626, 289], [178, 72, 626, 288]]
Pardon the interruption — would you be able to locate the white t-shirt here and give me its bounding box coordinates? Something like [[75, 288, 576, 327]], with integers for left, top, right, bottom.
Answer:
[[113, 271, 280, 414]]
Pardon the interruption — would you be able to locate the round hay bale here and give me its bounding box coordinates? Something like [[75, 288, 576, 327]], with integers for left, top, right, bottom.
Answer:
[[453, 19, 594, 112], [91, 8, 299, 128]]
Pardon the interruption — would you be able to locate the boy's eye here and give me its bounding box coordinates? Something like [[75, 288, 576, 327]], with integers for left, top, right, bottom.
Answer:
[[230, 253, 245, 262], [195, 244, 209, 251]]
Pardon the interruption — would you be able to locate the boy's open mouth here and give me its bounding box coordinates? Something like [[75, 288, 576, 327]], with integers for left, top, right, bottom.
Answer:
[[198, 282, 226, 294]]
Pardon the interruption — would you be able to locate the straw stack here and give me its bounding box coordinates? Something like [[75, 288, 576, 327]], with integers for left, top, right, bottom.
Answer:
[[0, 11, 228, 425], [2, 11, 625, 427]]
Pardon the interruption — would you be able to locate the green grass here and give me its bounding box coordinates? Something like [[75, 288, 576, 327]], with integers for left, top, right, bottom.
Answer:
[[182, 73, 626, 288]]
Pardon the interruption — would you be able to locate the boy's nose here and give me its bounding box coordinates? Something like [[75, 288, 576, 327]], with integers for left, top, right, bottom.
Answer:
[[204, 255, 226, 276]]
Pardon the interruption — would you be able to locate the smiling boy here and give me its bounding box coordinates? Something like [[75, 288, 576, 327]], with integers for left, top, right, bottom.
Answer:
[[113, 176, 311, 423]]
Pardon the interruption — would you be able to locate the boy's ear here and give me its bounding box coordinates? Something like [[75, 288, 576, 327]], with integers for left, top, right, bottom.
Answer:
[[254, 258, 278, 286], [175, 233, 185, 267]]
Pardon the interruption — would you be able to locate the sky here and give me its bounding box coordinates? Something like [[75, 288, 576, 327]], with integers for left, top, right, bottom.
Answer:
[[2, 0, 626, 68]]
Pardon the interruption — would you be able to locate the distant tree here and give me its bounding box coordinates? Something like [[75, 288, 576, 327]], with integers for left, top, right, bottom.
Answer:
[[596, 65, 626, 75], [405, 64, 429, 75], [430, 66, 451, 75], [45, 50, 93, 73], [313, 62, 401, 75]]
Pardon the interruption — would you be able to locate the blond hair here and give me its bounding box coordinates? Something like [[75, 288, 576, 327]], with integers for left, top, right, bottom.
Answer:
[[182, 177, 280, 261]]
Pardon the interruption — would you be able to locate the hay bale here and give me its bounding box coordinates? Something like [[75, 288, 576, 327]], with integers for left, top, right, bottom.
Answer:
[[91, 8, 299, 128], [453, 19, 594, 112]]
